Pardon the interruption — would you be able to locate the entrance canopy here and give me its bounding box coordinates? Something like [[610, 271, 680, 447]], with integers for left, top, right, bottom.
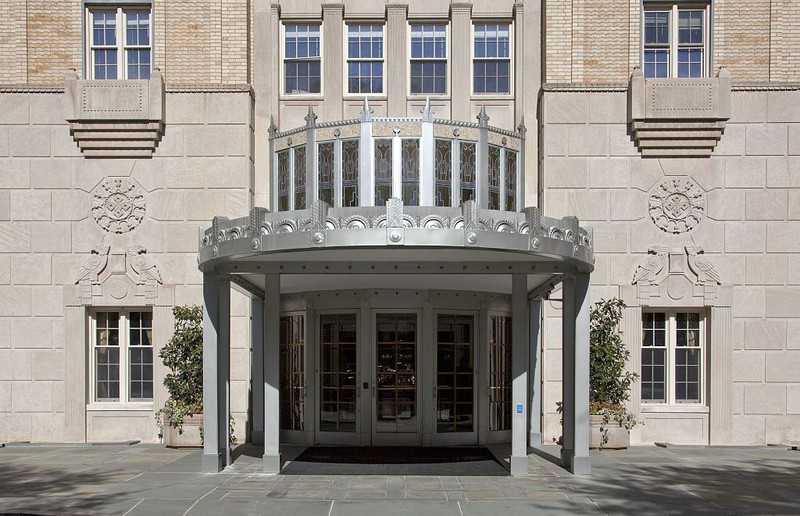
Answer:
[[198, 199, 594, 475]]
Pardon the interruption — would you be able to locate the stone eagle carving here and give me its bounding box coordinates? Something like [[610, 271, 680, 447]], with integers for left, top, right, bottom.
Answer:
[[632, 245, 668, 285], [127, 246, 162, 284], [686, 245, 721, 285], [75, 245, 110, 284]]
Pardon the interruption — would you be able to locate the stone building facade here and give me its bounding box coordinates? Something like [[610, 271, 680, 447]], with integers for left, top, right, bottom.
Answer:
[[0, 0, 797, 454]]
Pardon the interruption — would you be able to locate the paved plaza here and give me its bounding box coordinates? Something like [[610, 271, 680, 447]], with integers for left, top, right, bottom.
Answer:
[[0, 443, 798, 515]]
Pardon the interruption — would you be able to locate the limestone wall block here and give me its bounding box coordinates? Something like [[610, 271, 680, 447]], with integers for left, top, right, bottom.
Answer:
[[30, 159, 71, 189], [0, 414, 32, 442], [789, 259, 800, 285], [51, 191, 89, 222], [632, 159, 662, 191], [184, 126, 230, 157], [713, 124, 745, 156], [732, 352, 765, 382], [724, 221, 766, 253], [223, 125, 251, 157], [744, 384, 787, 415], [0, 286, 31, 316], [206, 156, 250, 189], [148, 191, 188, 221], [589, 92, 627, 124], [11, 317, 53, 349], [164, 157, 218, 189], [543, 125, 566, 157], [544, 348, 562, 382], [10, 190, 51, 220], [589, 285, 618, 302], [30, 222, 71, 253], [0, 127, 9, 157], [745, 190, 787, 220], [206, 94, 252, 125], [231, 290, 249, 317], [590, 255, 609, 285], [32, 350, 65, 381], [0, 158, 30, 188], [724, 157, 766, 188], [766, 92, 800, 123], [766, 157, 800, 187], [230, 379, 249, 415], [130, 159, 164, 193], [607, 254, 644, 286], [31, 413, 65, 442], [544, 319, 562, 351], [69, 219, 105, 254], [11, 380, 52, 412], [712, 255, 746, 286], [30, 286, 64, 317], [51, 254, 88, 286], [591, 222, 628, 253], [733, 287, 766, 318], [746, 124, 788, 156], [765, 415, 800, 444], [0, 349, 32, 380], [224, 190, 249, 217], [567, 190, 607, 221], [764, 351, 800, 383], [186, 191, 227, 222], [544, 157, 587, 188], [165, 93, 207, 125], [29, 94, 66, 125], [0, 191, 9, 221], [788, 385, 800, 414], [0, 255, 9, 284], [50, 127, 82, 158], [730, 415, 765, 445], [155, 125, 185, 157], [788, 125, 800, 156], [607, 125, 638, 157], [707, 189, 745, 221], [766, 222, 800, 253], [163, 224, 199, 253], [731, 384, 744, 414], [588, 158, 629, 188], [0, 95, 31, 124], [230, 348, 250, 381], [788, 191, 800, 220], [639, 413, 708, 445], [731, 92, 766, 123], [10, 127, 51, 157], [744, 319, 786, 349], [542, 190, 568, 219], [0, 381, 10, 411], [789, 321, 800, 349], [10, 253, 51, 284], [174, 285, 202, 307], [544, 93, 590, 124], [745, 255, 787, 285], [567, 125, 608, 156], [0, 318, 10, 348], [765, 288, 800, 318]]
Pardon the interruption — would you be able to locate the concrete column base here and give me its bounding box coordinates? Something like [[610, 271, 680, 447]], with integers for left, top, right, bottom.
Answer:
[[251, 431, 264, 446], [263, 453, 282, 474], [529, 431, 542, 449], [510, 455, 528, 476], [571, 455, 591, 475], [202, 453, 223, 473]]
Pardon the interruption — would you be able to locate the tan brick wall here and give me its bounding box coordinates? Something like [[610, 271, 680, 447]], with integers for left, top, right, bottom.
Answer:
[[713, 1, 771, 81], [0, 0, 28, 83], [26, 0, 81, 84]]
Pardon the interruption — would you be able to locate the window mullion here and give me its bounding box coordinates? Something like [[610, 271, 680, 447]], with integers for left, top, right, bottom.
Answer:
[[668, 311, 676, 404], [671, 5, 678, 78], [121, 311, 128, 403]]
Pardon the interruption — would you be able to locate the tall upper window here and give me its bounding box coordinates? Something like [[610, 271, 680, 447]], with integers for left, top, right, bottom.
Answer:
[[92, 311, 153, 403], [643, 4, 709, 78], [347, 24, 384, 94], [284, 24, 321, 94], [410, 24, 447, 94], [473, 23, 511, 94], [641, 311, 705, 404], [88, 7, 152, 80]]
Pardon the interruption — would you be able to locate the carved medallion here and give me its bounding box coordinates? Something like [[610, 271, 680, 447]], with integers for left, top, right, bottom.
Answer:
[[92, 178, 146, 233], [649, 177, 704, 233]]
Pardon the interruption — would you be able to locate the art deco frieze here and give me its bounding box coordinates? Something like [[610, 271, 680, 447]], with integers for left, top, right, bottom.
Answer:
[[631, 245, 726, 306], [75, 244, 162, 305]]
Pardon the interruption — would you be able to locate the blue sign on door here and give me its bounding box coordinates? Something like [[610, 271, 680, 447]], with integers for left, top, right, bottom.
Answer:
[[516, 404, 523, 414]]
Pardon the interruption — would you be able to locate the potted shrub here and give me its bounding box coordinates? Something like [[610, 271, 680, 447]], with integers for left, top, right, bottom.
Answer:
[[157, 305, 204, 447], [589, 298, 641, 449]]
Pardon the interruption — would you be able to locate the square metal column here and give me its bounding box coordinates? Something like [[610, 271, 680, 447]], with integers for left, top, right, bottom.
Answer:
[[262, 274, 282, 473], [529, 298, 543, 448], [251, 297, 265, 445], [510, 274, 529, 475], [202, 274, 231, 473]]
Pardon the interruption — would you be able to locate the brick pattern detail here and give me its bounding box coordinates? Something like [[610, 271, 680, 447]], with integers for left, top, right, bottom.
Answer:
[[713, 1, 771, 81], [0, 0, 28, 83], [26, 0, 81, 84]]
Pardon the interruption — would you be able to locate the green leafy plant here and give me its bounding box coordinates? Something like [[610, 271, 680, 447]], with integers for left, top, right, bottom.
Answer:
[[156, 305, 203, 435], [589, 298, 641, 448]]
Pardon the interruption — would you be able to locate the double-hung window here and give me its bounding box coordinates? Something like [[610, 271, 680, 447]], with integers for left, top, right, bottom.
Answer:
[[88, 6, 152, 80], [473, 23, 511, 94], [641, 311, 705, 404], [643, 3, 709, 78], [284, 24, 321, 94], [410, 24, 447, 95], [92, 310, 154, 403], [347, 24, 384, 94]]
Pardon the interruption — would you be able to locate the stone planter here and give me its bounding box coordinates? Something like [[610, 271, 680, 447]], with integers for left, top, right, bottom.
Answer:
[[164, 414, 203, 448], [590, 414, 630, 449]]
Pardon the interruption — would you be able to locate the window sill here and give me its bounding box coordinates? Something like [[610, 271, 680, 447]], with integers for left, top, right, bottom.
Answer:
[[343, 94, 387, 100], [469, 94, 513, 101], [280, 94, 324, 101], [87, 402, 154, 412], [641, 404, 709, 414]]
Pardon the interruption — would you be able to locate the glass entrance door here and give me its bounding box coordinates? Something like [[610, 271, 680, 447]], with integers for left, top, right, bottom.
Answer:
[[373, 313, 420, 444], [317, 313, 359, 444]]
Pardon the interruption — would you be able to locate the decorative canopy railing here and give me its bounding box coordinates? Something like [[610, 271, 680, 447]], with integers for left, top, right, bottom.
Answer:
[[269, 99, 526, 213]]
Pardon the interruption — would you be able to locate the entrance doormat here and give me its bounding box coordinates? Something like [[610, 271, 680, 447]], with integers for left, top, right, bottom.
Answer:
[[294, 446, 497, 464]]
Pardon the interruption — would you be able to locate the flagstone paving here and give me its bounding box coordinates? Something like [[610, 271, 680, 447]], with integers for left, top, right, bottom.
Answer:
[[0, 443, 798, 515]]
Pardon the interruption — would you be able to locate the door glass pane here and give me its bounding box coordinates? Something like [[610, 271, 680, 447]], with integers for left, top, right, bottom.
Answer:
[[319, 314, 357, 432], [280, 315, 305, 430], [374, 139, 393, 206], [437, 314, 474, 433], [376, 314, 417, 433], [489, 315, 512, 431]]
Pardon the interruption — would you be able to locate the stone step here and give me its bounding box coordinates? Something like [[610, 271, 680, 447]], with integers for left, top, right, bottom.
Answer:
[[72, 131, 162, 140]]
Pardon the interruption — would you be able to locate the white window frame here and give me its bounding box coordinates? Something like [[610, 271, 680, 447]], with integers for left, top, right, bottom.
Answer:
[[407, 23, 450, 97], [85, 5, 153, 80], [641, 310, 706, 406], [642, 2, 711, 78], [281, 22, 323, 96], [471, 21, 513, 96], [344, 23, 385, 96], [89, 309, 154, 408]]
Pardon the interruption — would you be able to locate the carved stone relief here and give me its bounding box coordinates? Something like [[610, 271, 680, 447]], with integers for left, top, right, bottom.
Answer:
[[648, 177, 705, 234], [92, 178, 146, 233], [631, 245, 722, 306], [75, 243, 162, 305]]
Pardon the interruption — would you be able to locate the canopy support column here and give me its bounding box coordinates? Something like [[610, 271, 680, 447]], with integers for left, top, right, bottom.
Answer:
[[202, 274, 231, 473], [529, 298, 543, 448], [262, 273, 282, 473], [251, 297, 265, 445], [510, 273, 529, 475], [562, 274, 591, 474]]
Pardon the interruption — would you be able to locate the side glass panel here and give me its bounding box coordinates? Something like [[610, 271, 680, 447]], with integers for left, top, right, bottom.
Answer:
[[294, 145, 306, 210], [459, 142, 476, 205], [642, 312, 667, 402], [318, 142, 335, 205], [320, 314, 357, 432], [280, 315, 305, 431], [95, 311, 120, 401], [487, 145, 501, 210], [505, 150, 517, 211], [489, 315, 512, 431], [675, 312, 701, 402], [342, 139, 360, 207], [374, 139, 393, 206], [277, 149, 290, 211], [375, 314, 417, 433], [434, 139, 452, 207], [128, 311, 153, 400], [402, 139, 420, 206], [436, 314, 474, 433]]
